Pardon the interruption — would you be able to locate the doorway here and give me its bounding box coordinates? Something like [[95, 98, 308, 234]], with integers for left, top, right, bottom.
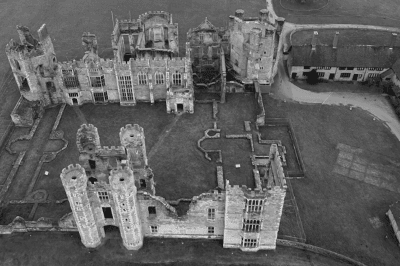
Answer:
[[72, 98, 78, 105], [177, 104, 184, 112], [102, 207, 113, 219], [88, 159, 96, 169], [123, 53, 132, 63], [329, 73, 335, 80], [291, 73, 297, 79], [352, 74, 358, 81]]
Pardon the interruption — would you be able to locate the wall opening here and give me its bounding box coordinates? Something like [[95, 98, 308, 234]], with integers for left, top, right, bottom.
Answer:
[[102, 207, 113, 219], [123, 53, 132, 63], [291, 73, 297, 79], [21, 77, 30, 91], [177, 104, 184, 112], [88, 159, 96, 169], [72, 98, 78, 105], [329, 73, 335, 80], [140, 179, 146, 188], [148, 206, 156, 215], [352, 74, 358, 81]]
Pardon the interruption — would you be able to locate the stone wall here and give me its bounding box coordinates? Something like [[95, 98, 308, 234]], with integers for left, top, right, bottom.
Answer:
[[138, 190, 225, 239]]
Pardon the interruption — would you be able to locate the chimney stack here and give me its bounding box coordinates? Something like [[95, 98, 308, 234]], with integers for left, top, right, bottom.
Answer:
[[333, 31, 339, 49], [235, 9, 244, 20], [390, 33, 397, 50], [311, 31, 318, 51], [259, 9, 268, 23]]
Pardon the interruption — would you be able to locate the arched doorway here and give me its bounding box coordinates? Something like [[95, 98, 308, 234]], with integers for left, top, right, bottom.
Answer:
[[72, 98, 78, 105]]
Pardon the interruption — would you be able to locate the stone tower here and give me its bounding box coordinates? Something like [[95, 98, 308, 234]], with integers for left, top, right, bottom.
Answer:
[[60, 164, 102, 248], [119, 124, 148, 168], [109, 167, 143, 250], [5, 24, 63, 106], [76, 124, 101, 171]]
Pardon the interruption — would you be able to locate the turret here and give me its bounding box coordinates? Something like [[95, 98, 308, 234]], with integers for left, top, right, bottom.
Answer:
[[119, 124, 148, 168], [109, 167, 143, 250], [60, 164, 102, 248]]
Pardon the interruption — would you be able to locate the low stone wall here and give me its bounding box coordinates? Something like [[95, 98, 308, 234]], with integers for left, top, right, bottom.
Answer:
[[197, 124, 223, 163], [225, 134, 254, 152], [276, 239, 367, 266]]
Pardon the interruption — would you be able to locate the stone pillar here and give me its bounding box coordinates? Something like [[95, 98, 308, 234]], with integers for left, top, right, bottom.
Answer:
[[109, 167, 143, 250], [60, 164, 102, 248]]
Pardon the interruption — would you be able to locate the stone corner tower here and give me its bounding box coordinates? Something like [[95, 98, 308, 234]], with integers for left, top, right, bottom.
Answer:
[[120, 124, 148, 168], [6, 24, 63, 106], [60, 164, 102, 248], [109, 166, 143, 250]]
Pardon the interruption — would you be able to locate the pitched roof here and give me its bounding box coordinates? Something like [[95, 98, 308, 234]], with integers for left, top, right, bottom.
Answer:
[[192, 17, 217, 32], [392, 58, 400, 75], [290, 29, 400, 68]]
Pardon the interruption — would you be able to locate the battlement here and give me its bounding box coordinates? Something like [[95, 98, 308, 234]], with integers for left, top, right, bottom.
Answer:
[[139, 11, 172, 24], [98, 145, 125, 157], [76, 124, 101, 152], [60, 164, 88, 190], [225, 180, 270, 198], [109, 166, 135, 190], [192, 190, 225, 202], [119, 124, 144, 146]]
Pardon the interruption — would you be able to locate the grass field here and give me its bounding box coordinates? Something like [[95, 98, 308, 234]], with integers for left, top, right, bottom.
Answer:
[[272, 0, 400, 27], [263, 95, 400, 266]]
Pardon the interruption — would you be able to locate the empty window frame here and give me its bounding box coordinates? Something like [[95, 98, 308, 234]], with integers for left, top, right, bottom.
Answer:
[[90, 75, 105, 87], [208, 226, 214, 234], [199, 33, 204, 42], [242, 219, 261, 232], [172, 71, 182, 86], [62, 69, 80, 88], [357, 68, 365, 71], [340, 73, 351, 78], [242, 238, 258, 248], [338, 67, 346, 70], [98, 191, 109, 202], [148, 206, 156, 215], [150, 225, 158, 233], [303, 66, 310, 69], [212, 32, 218, 42], [118, 76, 134, 102], [207, 208, 215, 220], [155, 72, 165, 85], [245, 199, 263, 213], [69, 92, 79, 98], [138, 72, 148, 85], [93, 92, 108, 102], [317, 72, 325, 78]]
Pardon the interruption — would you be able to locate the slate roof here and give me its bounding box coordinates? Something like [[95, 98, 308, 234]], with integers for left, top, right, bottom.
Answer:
[[290, 29, 400, 68], [391, 58, 400, 75]]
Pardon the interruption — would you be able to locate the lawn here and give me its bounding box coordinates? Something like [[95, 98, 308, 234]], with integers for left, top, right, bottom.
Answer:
[[272, 0, 400, 28], [292, 80, 382, 94], [263, 94, 400, 266]]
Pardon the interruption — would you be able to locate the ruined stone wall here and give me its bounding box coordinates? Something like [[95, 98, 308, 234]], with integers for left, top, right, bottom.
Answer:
[[138, 191, 225, 238], [228, 12, 277, 84], [223, 180, 286, 251]]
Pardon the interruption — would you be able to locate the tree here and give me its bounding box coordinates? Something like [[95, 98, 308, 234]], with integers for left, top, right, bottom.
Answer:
[[306, 69, 319, 85]]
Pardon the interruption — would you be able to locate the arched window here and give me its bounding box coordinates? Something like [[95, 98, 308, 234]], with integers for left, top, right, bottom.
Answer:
[[155, 72, 164, 85], [138, 72, 147, 85], [172, 71, 182, 86]]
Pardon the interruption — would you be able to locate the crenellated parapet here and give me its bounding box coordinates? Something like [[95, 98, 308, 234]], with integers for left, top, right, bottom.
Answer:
[[120, 124, 148, 168], [76, 124, 101, 153], [60, 164, 88, 191]]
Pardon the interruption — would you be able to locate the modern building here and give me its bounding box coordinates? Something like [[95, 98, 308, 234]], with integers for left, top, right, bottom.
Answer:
[[287, 29, 400, 82]]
